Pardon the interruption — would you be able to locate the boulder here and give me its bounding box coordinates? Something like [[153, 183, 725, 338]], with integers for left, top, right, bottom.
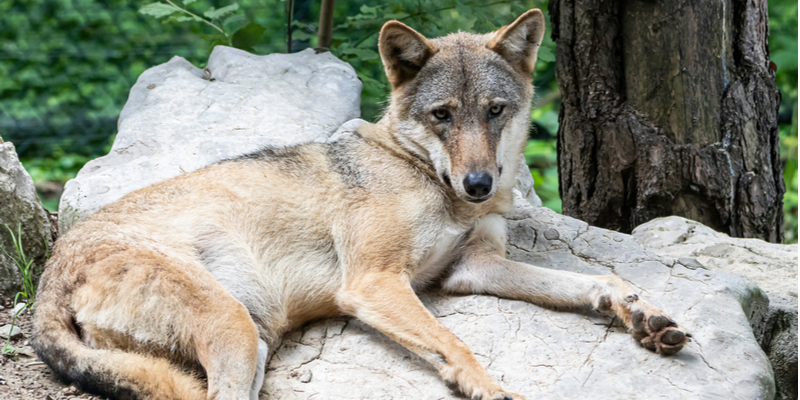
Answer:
[[0, 138, 53, 295], [59, 46, 362, 232], [633, 216, 798, 400], [514, 154, 542, 208]]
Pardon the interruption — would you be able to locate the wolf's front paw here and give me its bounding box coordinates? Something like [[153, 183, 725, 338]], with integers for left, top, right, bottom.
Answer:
[[630, 306, 691, 356], [444, 376, 524, 400], [465, 387, 524, 400]]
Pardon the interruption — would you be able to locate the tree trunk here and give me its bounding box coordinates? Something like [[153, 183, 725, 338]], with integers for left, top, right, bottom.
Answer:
[[550, 0, 784, 242]]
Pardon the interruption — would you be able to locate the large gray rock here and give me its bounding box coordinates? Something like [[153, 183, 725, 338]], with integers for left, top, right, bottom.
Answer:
[[0, 139, 53, 295], [633, 216, 798, 400], [514, 154, 542, 208], [59, 46, 362, 232], [263, 202, 776, 399]]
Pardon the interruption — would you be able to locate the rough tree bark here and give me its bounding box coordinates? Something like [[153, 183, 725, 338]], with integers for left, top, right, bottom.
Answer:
[[550, 0, 784, 242]]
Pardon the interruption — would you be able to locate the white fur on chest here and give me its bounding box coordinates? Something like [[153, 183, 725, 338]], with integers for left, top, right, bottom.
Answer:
[[411, 221, 470, 291]]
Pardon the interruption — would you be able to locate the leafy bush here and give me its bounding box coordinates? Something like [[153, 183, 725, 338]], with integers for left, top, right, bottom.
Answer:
[[0, 0, 217, 158]]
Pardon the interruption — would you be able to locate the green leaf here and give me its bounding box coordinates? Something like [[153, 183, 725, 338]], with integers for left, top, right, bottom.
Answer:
[[292, 30, 317, 41], [291, 20, 310, 29], [224, 14, 246, 27], [2, 344, 16, 356], [772, 49, 798, 72], [138, 3, 180, 18], [231, 22, 266, 51], [455, 3, 474, 19], [204, 4, 239, 20], [537, 45, 555, 63], [359, 5, 378, 16], [339, 48, 380, 61], [182, 0, 196, 4], [356, 71, 383, 87], [384, 12, 409, 20], [174, 15, 201, 22]]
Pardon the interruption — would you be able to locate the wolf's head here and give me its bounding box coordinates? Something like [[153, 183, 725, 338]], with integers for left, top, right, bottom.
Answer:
[[378, 10, 545, 204]]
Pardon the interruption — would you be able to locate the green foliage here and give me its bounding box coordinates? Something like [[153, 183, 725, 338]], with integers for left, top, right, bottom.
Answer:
[[769, 0, 798, 243], [21, 152, 91, 212], [0, 0, 217, 158], [20, 136, 113, 211], [524, 139, 560, 212], [780, 117, 798, 243], [1, 224, 44, 356], [770, 0, 798, 108], [138, 0, 237, 45], [203, 3, 239, 20], [22, 152, 92, 186], [232, 22, 267, 52]]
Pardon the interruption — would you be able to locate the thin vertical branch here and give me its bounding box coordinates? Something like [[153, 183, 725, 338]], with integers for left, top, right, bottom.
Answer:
[[318, 0, 334, 49], [286, 0, 294, 53]]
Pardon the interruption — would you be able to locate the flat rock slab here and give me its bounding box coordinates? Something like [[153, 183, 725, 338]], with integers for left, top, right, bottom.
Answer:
[[263, 205, 775, 400], [633, 216, 798, 400], [632, 216, 797, 301], [59, 46, 362, 232]]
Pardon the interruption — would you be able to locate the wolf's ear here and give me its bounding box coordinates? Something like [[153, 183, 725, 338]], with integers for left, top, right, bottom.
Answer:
[[379, 21, 437, 88], [487, 9, 546, 75]]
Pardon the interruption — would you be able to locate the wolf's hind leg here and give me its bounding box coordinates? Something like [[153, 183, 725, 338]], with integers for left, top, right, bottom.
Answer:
[[193, 301, 260, 400], [441, 215, 690, 355], [70, 248, 261, 399]]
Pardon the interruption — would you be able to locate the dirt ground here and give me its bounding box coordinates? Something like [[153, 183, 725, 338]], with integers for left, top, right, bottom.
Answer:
[[0, 295, 106, 400]]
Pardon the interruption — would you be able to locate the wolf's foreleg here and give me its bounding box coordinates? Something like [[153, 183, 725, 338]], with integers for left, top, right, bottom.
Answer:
[[441, 215, 690, 355], [337, 271, 522, 400], [250, 339, 268, 400]]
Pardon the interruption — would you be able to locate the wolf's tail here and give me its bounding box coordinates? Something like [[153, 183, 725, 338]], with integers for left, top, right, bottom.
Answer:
[[30, 285, 206, 400]]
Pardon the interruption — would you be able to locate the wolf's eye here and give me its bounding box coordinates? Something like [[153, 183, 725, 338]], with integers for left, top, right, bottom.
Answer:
[[433, 109, 450, 121], [488, 105, 504, 119]]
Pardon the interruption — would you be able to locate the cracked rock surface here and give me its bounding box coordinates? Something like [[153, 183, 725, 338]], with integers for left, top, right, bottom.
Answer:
[[264, 202, 776, 400], [59, 46, 361, 232], [633, 216, 798, 400]]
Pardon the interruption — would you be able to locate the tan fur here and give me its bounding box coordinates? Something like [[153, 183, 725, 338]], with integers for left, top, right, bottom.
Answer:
[[32, 9, 688, 400]]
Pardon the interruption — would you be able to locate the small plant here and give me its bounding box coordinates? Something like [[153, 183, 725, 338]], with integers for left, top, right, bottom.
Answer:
[[138, 0, 244, 49], [2, 224, 45, 356], [2, 296, 25, 356], [3, 224, 39, 307]]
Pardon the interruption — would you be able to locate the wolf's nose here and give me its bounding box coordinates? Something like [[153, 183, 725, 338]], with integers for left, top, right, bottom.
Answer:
[[463, 172, 493, 198]]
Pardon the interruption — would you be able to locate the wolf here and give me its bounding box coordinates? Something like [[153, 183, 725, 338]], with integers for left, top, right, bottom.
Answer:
[[31, 9, 689, 400]]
